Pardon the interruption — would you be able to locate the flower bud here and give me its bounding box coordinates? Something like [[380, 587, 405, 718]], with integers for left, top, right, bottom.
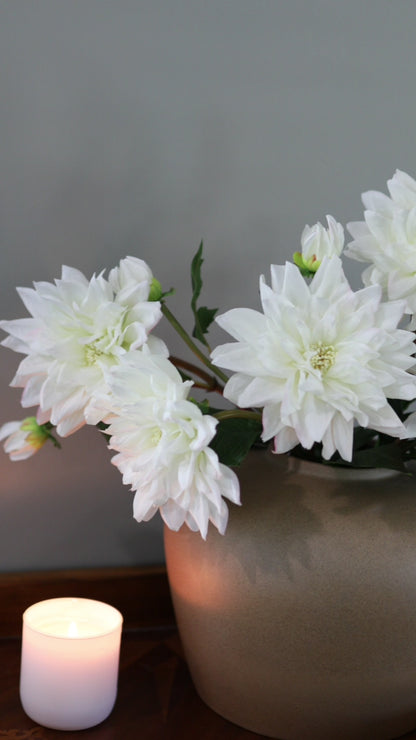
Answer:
[[0, 417, 50, 461], [294, 215, 344, 277]]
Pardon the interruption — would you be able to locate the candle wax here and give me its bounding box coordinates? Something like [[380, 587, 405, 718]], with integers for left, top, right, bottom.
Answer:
[[20, 597, 123, 731]]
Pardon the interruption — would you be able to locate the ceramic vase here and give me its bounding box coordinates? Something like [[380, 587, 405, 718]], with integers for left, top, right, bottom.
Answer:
[[164, 450, 416, 740]]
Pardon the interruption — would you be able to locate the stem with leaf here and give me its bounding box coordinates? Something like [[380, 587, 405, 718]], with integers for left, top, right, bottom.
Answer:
[[161, 303, 229, 384]]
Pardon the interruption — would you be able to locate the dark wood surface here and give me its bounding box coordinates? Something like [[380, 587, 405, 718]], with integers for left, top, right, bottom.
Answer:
[[0, 566, 175, 637], [0, 627, 268, 739], [0, 567, 266, 739], [1, 567, 416, 740]]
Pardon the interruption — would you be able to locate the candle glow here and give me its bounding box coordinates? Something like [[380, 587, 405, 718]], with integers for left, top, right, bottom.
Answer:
[[20, 597, 123, 731]]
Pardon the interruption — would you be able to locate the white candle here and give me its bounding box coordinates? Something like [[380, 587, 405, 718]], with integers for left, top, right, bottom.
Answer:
[[20, 597, 123, 731]]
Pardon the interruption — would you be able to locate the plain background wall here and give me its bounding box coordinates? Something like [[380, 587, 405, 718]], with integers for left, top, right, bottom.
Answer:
[[1, 0, 416, 571]]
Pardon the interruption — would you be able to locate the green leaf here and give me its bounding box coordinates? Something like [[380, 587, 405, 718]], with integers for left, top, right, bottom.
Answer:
[[402, 440, 416, 461], [191, 241, 204, 303], [388, 397, 412, 422], [190, 241, 218, 346], [195, 305, 218, 336], [351, 427, 378, 451], [293, 436, 412, 474], [194, 398, 212, 414], [209, 417, 263, 467], [332, 442, 410, 473]]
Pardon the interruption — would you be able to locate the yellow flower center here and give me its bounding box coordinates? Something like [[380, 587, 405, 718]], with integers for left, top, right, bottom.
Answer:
[[310, 342, 336, 373], [84, 342, 105, 366], [151, 428, 162, 445]]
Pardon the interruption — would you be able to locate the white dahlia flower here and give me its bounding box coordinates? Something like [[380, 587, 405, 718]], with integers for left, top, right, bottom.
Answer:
[[91, 353, 240, 538], [211, 257, 416, 462], [0, 257, 166, 436], [346, 169, 416, 324]]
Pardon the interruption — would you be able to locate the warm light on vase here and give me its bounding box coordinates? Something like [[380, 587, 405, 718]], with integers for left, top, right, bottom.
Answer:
[[20, 597, 123, 731]]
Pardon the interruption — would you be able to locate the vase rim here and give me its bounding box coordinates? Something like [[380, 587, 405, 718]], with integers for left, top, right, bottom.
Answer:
[[253, 451, 402, 481], [288, 454, 400, 480]]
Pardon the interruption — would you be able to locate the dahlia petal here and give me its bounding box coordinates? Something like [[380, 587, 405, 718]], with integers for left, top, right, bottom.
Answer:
[[262, 404, 285, 441], [329, 415, 353, 462], [208, 500, 230, 536], [56, 410, 87, 437], [273, 425, 299, 454], [21, 375, 44, 407], [1, 335, 29, 353], [387, 170, 416, 208], [236, 376, 281, 408], [361, 190, 396, 215], [215, 308, 267, 344], [0, 421, 21, 440], [36, 407, 51, 425], [61, 265, 90, 285], [345, 233, 379, 262], [222, 373, 253, 405], [0, 318, 42, 344], [218, 463, 240, 505], [15, 288, 48, 317], [211, 342, 265, 375], [346, 220, 372, 240], [49, 388, 88, 427], [12, 354, 49, 379], [281, 261, 311, 305], [310, 256, 346, 300], [144, 335, 169, 356], [159, 502, 187, 532], [365, 211, 395, 244]]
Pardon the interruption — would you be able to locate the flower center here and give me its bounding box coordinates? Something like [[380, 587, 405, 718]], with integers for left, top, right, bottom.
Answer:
[[310, 342, 336, 373], [151, 428, 162, 445], [84, 342, 105, 366]]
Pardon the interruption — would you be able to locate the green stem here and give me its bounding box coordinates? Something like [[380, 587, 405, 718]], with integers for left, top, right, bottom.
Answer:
[[170, 356, 224, 393], [43, 423, 62, 449], [213, 409, 263, 423], [162, 303, 229, 384]]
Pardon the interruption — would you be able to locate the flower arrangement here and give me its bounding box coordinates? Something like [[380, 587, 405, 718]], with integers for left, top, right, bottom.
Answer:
[[2, 169, 416, 538]]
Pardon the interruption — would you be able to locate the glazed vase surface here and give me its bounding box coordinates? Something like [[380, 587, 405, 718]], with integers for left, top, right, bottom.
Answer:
[[164, 451, 416, 740]]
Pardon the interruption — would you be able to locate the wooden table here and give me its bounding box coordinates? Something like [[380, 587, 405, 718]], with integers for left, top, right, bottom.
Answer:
[[0, 567, 415, 740]]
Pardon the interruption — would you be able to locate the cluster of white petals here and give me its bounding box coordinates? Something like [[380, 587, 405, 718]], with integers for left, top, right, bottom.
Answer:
[[301, 215, 344, 264], [88, 353, 240, 538], [3, 173, 416, 538], [0, 257, 165, 436], [346, 169, 416, 326], [212, 257, 416, 462], [0, 418, 49, 461]]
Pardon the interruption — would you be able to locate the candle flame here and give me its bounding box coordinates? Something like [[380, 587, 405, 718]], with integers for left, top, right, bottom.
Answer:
[[68, 620, 79, 638]]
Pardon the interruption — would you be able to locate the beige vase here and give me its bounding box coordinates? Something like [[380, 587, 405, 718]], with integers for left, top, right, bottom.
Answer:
[[164, 450, 416, 740]]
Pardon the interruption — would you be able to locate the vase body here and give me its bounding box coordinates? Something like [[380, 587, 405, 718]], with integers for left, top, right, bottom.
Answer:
[[164, 451, 416, 740]]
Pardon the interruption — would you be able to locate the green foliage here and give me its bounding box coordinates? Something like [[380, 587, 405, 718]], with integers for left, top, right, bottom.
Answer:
[[293, 425, 415, 474], [341, 442, 409, 473], [209, 416, 263, 467], [190, 242, 218, 346]]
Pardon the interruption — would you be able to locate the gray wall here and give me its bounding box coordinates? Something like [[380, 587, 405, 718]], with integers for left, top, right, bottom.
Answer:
[[1, 0, 415, 571]]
